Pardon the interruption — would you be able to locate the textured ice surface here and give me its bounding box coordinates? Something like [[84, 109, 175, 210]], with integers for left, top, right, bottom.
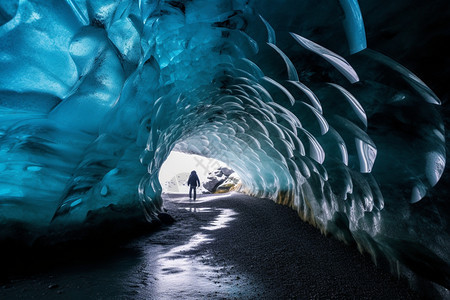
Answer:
[[0, 0, 448, 293]]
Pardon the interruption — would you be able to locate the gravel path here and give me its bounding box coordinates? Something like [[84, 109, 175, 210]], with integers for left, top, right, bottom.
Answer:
[[0, 192, 419, 299], [164, 193, 419, 299]]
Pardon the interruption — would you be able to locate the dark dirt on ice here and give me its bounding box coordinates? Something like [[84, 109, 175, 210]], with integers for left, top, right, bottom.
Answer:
[[0, 192, 419, 299]]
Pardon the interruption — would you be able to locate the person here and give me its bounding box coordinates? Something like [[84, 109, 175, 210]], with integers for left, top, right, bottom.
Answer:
[[187, 170, 200, 200]]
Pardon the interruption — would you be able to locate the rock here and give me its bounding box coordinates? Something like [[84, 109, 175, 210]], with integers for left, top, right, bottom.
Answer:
[[202, 166, 240, 193], [221, 167, 234, 176], [213, 169, 223, 177], [215, 173, 241, 193], [202, 177, 226, 193], [157, 212, 176, 225]]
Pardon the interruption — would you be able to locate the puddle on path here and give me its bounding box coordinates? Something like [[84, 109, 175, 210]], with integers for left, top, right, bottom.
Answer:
[[165, 192, 234, 204], [134, 196, 257, 299], [201, 208, 237, 231], [0, 194, 260, 300]]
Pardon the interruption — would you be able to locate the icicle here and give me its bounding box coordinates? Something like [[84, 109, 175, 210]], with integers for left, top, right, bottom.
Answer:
[[297, 102, 329, 135], [259, 14, 276, 44], [290, 32, 360, 83], [262, 76, 296, 106], [328, 83, 367, 128], [267, 43, 299, 81], [288, 81, 323, 113], [363, 49, 441, 105], [338, 0, 367, 54], [355, 138, 377, 173], [298, 128, 325, 164]]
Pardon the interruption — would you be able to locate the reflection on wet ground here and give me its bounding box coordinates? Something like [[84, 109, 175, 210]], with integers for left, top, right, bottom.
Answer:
[[0, 193, 259, 299], [0, 192, 419, 299], [148, 195, 241, 299], [201, 209, 237, 231]]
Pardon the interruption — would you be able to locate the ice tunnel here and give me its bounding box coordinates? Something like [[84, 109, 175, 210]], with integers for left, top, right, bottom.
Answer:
[[0, 0, 449, 294]]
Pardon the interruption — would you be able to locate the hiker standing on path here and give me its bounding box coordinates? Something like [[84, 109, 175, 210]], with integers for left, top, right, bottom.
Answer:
[[187, 170, 200, 200]]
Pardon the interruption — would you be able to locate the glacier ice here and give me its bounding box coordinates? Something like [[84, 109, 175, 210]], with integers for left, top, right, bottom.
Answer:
[[0, 0, 449, 294], [290, 32, 360, 84]]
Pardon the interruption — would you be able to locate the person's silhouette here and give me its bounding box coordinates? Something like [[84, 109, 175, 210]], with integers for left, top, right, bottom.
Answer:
[[187, 170, 200, 200]]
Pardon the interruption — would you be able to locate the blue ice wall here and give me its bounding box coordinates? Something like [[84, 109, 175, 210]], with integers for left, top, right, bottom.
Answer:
[[0, 0, 448, 293]]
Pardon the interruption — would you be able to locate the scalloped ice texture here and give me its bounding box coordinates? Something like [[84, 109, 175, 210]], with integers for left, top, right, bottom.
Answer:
[[0, 0, 448, 293]]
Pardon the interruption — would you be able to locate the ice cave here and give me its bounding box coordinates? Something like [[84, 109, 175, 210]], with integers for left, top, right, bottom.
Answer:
[[0, 0, 449, 296]]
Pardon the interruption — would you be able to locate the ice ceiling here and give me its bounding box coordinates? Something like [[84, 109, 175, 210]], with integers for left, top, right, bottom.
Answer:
[[0, 0, 448, 293]]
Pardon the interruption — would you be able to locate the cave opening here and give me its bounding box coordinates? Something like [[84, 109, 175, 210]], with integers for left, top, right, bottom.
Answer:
[[158, 150, 239, 195]]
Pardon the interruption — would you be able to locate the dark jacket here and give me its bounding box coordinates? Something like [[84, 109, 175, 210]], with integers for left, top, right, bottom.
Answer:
[[187, 172, 200, 187]]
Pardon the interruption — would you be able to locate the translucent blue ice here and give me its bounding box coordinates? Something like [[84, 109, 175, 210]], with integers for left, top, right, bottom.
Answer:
[[338, 0, 367, 54], [267, 43, 299, 81], [259, 15, 276, 44], [290, 32, 360, 83], [0, 0, 447, 293]]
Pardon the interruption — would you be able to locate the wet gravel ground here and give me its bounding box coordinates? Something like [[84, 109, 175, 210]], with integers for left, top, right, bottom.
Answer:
[[180, 193, 419, 299], [0, 192, 419, 299]]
